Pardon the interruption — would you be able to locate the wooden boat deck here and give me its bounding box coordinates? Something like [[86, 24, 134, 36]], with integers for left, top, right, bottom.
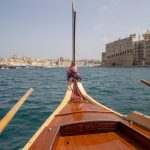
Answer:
[[56, 132, 144, 150], [23, 83, 150, 150], [56, 101, 120, 124]]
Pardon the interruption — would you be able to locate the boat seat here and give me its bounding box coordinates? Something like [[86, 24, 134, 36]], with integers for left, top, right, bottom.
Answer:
[[60, 120, 118, 136]]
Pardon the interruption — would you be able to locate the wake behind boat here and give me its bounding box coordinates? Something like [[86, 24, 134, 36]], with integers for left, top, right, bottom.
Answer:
[[22, 1, 150, 150]]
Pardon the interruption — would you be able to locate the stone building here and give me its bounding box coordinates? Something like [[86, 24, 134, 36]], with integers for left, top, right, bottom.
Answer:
[[143, 31, 150, 65], [102, 30, 150, 66], [104, 34, 136, 66], [101, 52, 106, 66], [132, 40, 144, 66]]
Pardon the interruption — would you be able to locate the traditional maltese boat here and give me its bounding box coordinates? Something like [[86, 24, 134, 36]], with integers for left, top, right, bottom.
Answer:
[[22, 81, 150, 150], [22, 2, 150, 150]]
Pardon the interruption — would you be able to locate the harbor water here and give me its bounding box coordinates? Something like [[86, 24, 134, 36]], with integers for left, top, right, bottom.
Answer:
[[0, 67, 150, 150]]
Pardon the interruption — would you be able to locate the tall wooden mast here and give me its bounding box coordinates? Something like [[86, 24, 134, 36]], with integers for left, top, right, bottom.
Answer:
[[72, 0, 76, 65]]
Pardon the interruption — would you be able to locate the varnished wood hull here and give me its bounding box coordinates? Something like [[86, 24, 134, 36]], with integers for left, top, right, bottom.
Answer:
[[23, 82, 150, 150]]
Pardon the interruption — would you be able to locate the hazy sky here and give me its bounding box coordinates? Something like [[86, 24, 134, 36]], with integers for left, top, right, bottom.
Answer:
[[0, 0, 150, 59]]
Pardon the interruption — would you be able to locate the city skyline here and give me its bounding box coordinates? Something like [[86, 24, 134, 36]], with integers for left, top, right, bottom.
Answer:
[[0, 0, 150, 59]]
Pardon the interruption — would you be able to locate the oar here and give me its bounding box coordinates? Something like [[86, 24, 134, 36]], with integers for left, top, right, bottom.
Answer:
[[0, 88, 33, 134], [141, 80, 150, 87]]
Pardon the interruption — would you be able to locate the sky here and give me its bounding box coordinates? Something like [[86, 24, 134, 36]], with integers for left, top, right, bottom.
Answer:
[[0, 0, 150, 60]]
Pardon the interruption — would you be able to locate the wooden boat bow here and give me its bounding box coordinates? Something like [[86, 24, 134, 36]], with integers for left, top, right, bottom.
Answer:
[[23, 82, 150, 150]]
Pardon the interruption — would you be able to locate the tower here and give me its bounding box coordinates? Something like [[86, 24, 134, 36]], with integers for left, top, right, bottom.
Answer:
[[143, 29, 150, 40]]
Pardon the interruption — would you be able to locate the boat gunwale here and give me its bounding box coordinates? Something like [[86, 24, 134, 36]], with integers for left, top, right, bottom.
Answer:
[[77, 82, 124, 117], [22, 84, 73, 150], [77, 82, 150, 130]]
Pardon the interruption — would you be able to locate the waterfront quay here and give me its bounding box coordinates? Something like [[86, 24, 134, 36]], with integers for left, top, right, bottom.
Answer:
[[0, 56, 101, 69]]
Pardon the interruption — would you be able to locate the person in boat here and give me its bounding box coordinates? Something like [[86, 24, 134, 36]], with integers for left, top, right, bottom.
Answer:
[[67, 62, 81, 83]]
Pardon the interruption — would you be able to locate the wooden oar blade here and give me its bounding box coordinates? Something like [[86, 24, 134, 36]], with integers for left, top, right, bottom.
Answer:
[[141, 80, 150, 87], [0, 88, 33, 134]]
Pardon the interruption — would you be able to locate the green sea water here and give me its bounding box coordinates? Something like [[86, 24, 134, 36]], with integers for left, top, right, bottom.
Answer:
[[0, 67, 150, 150]]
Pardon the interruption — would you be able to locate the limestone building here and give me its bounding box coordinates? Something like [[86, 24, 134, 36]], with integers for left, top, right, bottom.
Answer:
[[101, 52, 106, 66], [102, 30, 150, 66], [143, 31, 150, 65]]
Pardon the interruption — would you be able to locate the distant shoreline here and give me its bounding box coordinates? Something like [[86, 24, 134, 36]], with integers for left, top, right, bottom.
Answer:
[[0, 56, 101, 69], [1, 65, 150, 70]]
